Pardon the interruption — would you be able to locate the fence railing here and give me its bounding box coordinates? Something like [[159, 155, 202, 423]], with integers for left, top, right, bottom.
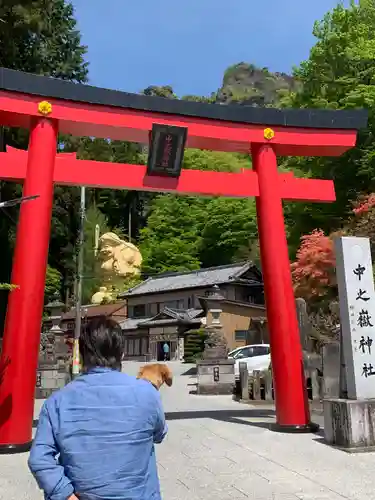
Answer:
[[236, 362, 322, 402]]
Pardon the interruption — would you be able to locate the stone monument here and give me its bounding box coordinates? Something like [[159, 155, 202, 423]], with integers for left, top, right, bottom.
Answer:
[[324, 236, 375, 451], [197, 286, 235, 395], [295, 297, 312, 352], [91, 232, 142, 304], [295, 297, 323, 379]]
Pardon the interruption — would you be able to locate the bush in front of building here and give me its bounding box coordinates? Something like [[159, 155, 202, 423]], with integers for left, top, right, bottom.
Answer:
[[183, 329, 208, 363]]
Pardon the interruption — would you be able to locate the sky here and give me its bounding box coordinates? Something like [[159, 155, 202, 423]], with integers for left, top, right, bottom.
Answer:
[[71, 0, 348, 97]]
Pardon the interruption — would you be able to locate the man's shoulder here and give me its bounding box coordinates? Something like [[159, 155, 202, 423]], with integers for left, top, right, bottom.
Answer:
[[41, 374, 158, 427], [44, 371, 157, 405]]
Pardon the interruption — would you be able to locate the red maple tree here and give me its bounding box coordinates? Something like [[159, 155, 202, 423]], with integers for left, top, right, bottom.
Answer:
[[292, 193, 375, 304], [349, 193, 375, 262], [291, 229, 337, 301], [352, 193, 375, 216]]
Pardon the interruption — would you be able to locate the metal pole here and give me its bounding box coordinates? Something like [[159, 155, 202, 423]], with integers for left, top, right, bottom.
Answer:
[[72, 185, 86, 378], [94, 224, 100, 257], [128, 199, 132, 242]]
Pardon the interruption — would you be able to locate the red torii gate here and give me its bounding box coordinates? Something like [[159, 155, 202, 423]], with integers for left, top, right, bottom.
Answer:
[[0, 67, 367, 453]]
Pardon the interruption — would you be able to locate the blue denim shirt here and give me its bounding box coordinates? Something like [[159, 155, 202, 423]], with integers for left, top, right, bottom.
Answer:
[[28, 368, 168, 500]]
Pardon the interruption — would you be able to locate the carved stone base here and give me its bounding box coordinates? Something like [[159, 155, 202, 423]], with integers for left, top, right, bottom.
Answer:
[[324, 398, 375, 452], [197, 359, 235, 395], [35, 362, 70, 399]]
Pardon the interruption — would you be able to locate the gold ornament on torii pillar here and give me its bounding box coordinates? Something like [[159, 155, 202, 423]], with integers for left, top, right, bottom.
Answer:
[[91, 232, 142, 304]]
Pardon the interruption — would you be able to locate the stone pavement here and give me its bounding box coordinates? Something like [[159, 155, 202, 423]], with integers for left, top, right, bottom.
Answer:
[[1, 361, 375, 500]]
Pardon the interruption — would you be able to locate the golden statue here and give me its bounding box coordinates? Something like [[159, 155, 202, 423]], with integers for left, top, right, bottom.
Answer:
[[91, 232, 142, 304], [91, 286, 113, 305]]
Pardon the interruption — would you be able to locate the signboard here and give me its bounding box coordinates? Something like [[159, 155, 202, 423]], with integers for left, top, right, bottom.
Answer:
[[335, 237, 375, 399], [36, 371, 42, 388], [147, 124, 187, 178]]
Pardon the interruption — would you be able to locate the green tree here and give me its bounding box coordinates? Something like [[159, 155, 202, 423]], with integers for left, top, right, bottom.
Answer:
[[282, 0, 375, 254], [183, 329, 208, 363], [63, 137, 149, 241], [142, 86, 176, 98], [183, 149, 250, 172], [139, 195, 205, 275], [181, 94, 217, 103], [199, 198, 258, 267], [45, 265, 62, 304], [0, 0, 88, 81], [48, 185, 81, 299], [82, 205, 110, 305], [0, 0, 88, 332], [139, 150, 258, 274]]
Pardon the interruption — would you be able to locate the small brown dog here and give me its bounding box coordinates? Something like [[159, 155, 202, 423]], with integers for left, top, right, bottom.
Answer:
[[137, 363, 173, 390]]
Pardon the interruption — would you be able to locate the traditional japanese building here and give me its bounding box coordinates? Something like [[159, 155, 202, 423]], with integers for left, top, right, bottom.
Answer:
[[118, 262, 267, 361], [43, 301, 128, 336]]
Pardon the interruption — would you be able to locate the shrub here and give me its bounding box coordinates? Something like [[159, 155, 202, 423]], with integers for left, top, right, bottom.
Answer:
[[184, 329, 207, 363]]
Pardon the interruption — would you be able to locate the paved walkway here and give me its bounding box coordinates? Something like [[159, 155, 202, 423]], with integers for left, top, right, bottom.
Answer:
[[1, 362, 375, 500]]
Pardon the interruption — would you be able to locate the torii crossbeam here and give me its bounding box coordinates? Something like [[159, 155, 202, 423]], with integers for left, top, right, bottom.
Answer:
[[0, 67, 367, 453]]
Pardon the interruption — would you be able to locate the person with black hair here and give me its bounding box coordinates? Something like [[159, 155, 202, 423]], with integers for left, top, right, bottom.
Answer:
[[28, 316, 167, 500]]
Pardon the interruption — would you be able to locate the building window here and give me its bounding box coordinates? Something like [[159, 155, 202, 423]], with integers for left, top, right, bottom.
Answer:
[[247, 294, 255, 304], [132, 304, 146, 318], [235, 330, 247, 341], [128, 339, 134, 356], [165, 300, 176, 309], [134, 338, 140, 356], [176, 299, 185, 309], [141, 337, 148, 355]]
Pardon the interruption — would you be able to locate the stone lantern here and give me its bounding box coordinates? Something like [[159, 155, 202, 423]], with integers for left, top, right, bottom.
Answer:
[[197, 285, 235, 395], [44, 293, 68, 368], [202, 285, 228, 359], [36, 293, 70, 399], [45, 292, 64, 334]]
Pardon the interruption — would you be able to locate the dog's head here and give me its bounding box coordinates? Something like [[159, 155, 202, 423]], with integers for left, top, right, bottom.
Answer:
[[159, 364, 173, 387], [137, 363, 173, 390]]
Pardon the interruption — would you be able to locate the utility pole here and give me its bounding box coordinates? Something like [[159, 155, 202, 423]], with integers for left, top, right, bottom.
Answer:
[[72, 186, 86, 378], [94, 224, 100, 257], [128, 201, 132, 242]]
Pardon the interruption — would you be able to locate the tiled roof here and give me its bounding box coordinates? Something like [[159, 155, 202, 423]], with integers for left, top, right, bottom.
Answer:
[[141, 308, 204, 326], [119, 317, 150, 331], [62, 302, 126, 321], [120, 262, 259, 297], [119, 308, 204, 330]]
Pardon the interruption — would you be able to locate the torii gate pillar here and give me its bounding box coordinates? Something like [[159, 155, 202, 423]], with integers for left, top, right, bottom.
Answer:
[[0, 118, 58, 452], [253, 144, 311, 430]]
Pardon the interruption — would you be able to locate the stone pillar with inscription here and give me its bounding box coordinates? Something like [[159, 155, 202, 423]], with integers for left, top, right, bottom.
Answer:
[[324, 237, 375, 451], [197, 286, 235, 395]]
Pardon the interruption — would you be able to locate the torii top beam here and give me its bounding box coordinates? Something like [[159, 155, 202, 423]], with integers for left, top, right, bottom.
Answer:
[[0, 67, 368, 157]]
